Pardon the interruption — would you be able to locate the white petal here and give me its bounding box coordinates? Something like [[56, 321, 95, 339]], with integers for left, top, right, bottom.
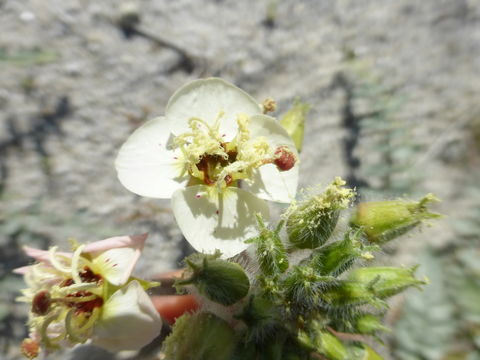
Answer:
[[115, 117, 187, 199], [243, 163, 299, 203], [243, 114, 299, 202], [171, 185, 269, 258], [248, 114, 298, 149], [91, 245, 141, 286], [166, 78, 262, 140], [93, 280, 162, 352]]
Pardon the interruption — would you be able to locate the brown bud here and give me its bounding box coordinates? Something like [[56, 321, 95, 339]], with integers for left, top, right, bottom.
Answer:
[[273, 146, 296, 171], [32, 291, 51, 315]]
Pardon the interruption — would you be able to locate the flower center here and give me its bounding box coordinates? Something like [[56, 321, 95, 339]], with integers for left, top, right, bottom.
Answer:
[[22, 247, 107, 353], [174, 113, 277, 190]]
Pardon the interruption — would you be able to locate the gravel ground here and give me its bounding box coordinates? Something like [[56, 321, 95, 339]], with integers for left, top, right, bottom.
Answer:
[[1, 0, 479, 358]]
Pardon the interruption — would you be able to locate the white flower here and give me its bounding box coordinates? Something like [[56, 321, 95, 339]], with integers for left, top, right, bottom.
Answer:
[[15, 235, 162, 357], [115, 78, 299, 258]]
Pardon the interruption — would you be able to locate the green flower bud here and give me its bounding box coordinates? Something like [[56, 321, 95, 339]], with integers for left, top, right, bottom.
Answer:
[[354, 314, 390, 335], [319, 281, 381, 308], [351, 194, 441, 244], [247, 215, 289, 276], [315, 331, 349, 360], [279, 99, 310, 152], [309, 229, 378, 276], [162, 312, 235, 360], [299, 322, 348, 360], [236, 295, 280, 342], [177, 252, 250, 306], [284, 266, 336, 308], [347, 266, 427, 299], [286, 177, 355, 249]]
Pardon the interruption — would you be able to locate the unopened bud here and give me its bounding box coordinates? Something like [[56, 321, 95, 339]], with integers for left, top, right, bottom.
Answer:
[[32, 291, 51, 315], [236, 295, 279, 342], [178, 252, 250, 306], [21, 338, 40, 359], [162, 312, 235, 360], [351, 194, 441, 244], [286, 177, 354, 249], [246, 215, 288, 276], [354, 314, 390, 335], [284, 266, 335, 307], [315, 331, 349, 360], [298, 321, 348, 360], [308, 229, 376, 276], [279, 99, 310, 152], [320, 281, 379, 308], [347, 266, 427, 299], [273, 146, 296, 171]]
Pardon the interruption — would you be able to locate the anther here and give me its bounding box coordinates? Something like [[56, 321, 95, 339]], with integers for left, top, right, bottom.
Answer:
[[32, 291, 51, 315], [21, 338, 40, 359], [273, 146, 296, 171]]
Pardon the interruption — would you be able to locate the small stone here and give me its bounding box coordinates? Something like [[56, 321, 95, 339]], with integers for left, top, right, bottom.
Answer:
[[20, 11, 36, 22]]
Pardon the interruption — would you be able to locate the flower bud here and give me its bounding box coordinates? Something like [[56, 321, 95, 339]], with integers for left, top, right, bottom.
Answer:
[[178, 252, 250, 306], [308, 229, 378, 276], [315, 331, 349, 360], [247, 215, 288, 276], [298, 322, 348, 360], [279, 99, 310, 152], [347, 266, 427, 299], [354, 314, 390, 335], [319, 281, 380, 308], [286, 177, 354, 249], [162, 312, 235, 360], [236, 295, 279, 342], [351, 194, 441, 244], [284, 266, 336, 308]]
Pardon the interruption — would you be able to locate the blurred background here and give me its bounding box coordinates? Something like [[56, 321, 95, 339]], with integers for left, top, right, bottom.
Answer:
[[1, 0, 479, 359]]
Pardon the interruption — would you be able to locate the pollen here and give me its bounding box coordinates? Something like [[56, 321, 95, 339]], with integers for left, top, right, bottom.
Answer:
[[173, 113, 275, 191]]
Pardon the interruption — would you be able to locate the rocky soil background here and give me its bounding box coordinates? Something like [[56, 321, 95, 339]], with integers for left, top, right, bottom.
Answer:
[[1, 0, 479, 359]]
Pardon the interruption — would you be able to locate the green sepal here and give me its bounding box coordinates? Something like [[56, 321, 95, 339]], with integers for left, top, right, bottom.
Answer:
[[279, 99, 310, 152], [128, 276, 160, 291], [351, 194, 441, 244], [162, 312, 236, 360], [176, 252, 250, 306]]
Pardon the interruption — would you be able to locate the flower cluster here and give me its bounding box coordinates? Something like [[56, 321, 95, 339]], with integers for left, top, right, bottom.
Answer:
[[16, 235, 162, 358], [14, 78, 440, 360]]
